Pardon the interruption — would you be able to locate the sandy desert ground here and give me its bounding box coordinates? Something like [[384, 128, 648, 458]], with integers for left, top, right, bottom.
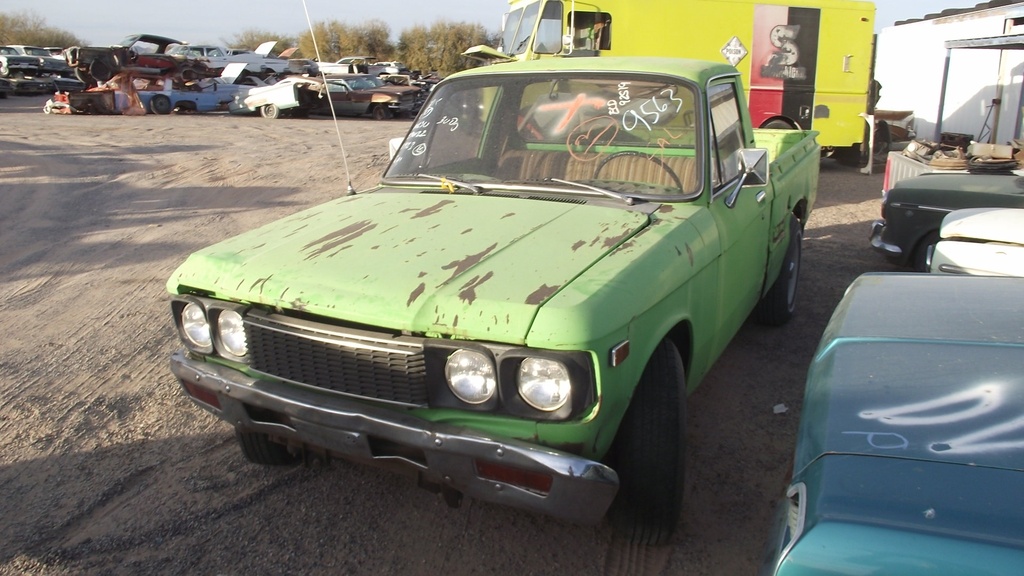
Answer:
[[0, 93, 899, 575]]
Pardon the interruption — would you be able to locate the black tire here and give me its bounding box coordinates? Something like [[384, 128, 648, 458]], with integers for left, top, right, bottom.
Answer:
[[833, 145, 865, 167], [912, 230, 940, 272], [371, 104, 391, 120], [608, 339, 686, 545], [260, 103, 280, 119], [149, 94, 172, 115], [74, 67, 95, 86], [762, 118, 796, 129], [873, 121, 892, 156], [235, 429, 299, 466], [89, 58, 114, 83], [754, 214, 802, 326]]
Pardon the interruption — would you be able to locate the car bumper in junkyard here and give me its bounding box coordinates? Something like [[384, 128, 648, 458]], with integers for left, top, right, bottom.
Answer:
[[869, 219, 902, 259], [170, 350, 619, 523]]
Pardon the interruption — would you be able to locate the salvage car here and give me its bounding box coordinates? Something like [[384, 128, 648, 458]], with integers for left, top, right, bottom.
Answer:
[[0, 45, 43, 78], [319, 73, 420, 119], [929, 207, 1024, 277], [870, 173, 1024, 271], [168, 56, 820, 545], [760, 272, 1024, 576], [4, 45, 74, 77], [228, 75, 324, 118], [165, 41, 291, 75], [64, 34, 214, 87]]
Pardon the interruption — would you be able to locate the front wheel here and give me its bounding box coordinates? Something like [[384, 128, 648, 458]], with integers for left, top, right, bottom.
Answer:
[[371, 104, 392, 120], [607, 339, 686, 545], [753, 214, 802, 326]]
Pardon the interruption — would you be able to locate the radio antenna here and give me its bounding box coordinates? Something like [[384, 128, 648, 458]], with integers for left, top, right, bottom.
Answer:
[[301, 0, 356, 195]]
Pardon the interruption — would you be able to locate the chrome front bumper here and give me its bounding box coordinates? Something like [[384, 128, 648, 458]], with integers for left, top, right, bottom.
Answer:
[[170, 351, 619, 523], [869, 219, 902, 259]]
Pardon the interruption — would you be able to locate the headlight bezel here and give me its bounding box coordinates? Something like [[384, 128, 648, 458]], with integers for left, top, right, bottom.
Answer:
[[425, 342, 594, 420], [171, 296, 250, 363]]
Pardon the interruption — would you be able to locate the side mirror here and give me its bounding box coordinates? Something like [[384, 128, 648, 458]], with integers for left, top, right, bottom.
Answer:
[[740, 149, 769, 187]]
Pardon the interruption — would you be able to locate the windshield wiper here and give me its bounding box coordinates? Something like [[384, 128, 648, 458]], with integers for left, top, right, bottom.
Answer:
[[549, 178, 637, 205], [410, 174, 481, 194]]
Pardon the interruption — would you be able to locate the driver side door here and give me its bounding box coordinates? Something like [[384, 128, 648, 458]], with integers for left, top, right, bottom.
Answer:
[[706, 79, 772, 351]]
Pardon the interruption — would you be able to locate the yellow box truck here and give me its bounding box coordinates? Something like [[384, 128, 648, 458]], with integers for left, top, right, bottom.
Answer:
[[467, 0, 876, 164]]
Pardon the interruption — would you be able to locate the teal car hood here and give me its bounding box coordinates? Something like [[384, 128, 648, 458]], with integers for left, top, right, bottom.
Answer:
[[168, 191, 650, 343], [795, 273, 1024, 473]]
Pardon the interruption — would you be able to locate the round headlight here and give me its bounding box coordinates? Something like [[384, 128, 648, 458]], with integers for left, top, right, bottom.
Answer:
[[445, 349, 496, 405], [181, 302, 212, 349], [518, 358, 571, 412], [217, 310, 248, 357]]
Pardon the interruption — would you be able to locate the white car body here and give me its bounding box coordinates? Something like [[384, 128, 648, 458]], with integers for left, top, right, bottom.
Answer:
[[166, 41, 289, 74], [930, 207, 1024, 277]]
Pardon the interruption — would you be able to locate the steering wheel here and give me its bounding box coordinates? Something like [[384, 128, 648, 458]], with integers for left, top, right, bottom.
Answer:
[[595, 150, 683, 193]]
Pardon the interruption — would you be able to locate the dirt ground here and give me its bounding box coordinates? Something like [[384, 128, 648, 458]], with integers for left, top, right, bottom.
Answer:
[[0, 93, 901, 575]]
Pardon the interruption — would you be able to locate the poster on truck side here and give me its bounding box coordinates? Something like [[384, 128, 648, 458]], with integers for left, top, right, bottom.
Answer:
[[748, 4, 821, 130]]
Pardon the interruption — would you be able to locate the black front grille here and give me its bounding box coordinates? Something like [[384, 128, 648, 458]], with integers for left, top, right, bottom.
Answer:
[[244, 312, 428, 406]]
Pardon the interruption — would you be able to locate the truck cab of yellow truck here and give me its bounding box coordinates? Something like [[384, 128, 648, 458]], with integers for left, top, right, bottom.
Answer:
[[467, 0, 875, 164]]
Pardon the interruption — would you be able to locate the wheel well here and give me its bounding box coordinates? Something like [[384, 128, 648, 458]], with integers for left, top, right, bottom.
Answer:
[[760, 116, 800, 130], [792, 200, 809, 228], [663, 322, 693, 382]]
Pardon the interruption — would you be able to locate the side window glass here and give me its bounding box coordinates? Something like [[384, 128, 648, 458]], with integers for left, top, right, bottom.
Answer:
[[534, 1, 563, 54], [708, 82, 746, 188], [570, 11, 612, 51]]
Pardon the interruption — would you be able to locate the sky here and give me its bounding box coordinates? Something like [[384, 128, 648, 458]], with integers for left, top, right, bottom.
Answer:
[[0, 1, 986, 47]]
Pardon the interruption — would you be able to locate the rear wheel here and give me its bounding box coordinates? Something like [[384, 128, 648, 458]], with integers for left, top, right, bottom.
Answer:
[[148, 94, 172, 115], [235, 429, 299, 466], [260, 103, 280, 119], [608, 339, 686, 545], [754, 214, 802, 326]]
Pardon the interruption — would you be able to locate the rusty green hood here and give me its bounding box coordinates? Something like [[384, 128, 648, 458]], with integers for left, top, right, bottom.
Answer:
[[168, 191, 650, 343]]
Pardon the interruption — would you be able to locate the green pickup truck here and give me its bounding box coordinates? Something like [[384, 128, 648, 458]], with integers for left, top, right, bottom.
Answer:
[[167, 56, 820, 544]]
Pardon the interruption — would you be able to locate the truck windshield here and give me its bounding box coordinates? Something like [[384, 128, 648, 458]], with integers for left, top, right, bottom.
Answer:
[[501, 1, 562, 56], [501, 3, 540, 56], [386, 72, 703, 200]]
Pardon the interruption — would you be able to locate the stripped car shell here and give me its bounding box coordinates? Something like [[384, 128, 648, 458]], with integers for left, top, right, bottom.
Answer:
[[760, 273, 1024, 575], [168, 56, 820, 542]]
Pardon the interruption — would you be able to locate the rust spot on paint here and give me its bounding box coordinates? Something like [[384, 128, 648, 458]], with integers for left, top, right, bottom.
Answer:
[[250, 275, 273, 294], [408, 282, 426, 307], [458, 271, 495, 304], [602, 229, 632, 249], [411, 199, 455, 219], [461, 228, 473, 235], [441, 243, 498, 285], [686, 243, 694, 266], [571, 240, 586, 251], [501, 212, 516, 219], [526, 283, 560, 305], [303, 220, 377, 259], [657, 204, 676, 213]]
